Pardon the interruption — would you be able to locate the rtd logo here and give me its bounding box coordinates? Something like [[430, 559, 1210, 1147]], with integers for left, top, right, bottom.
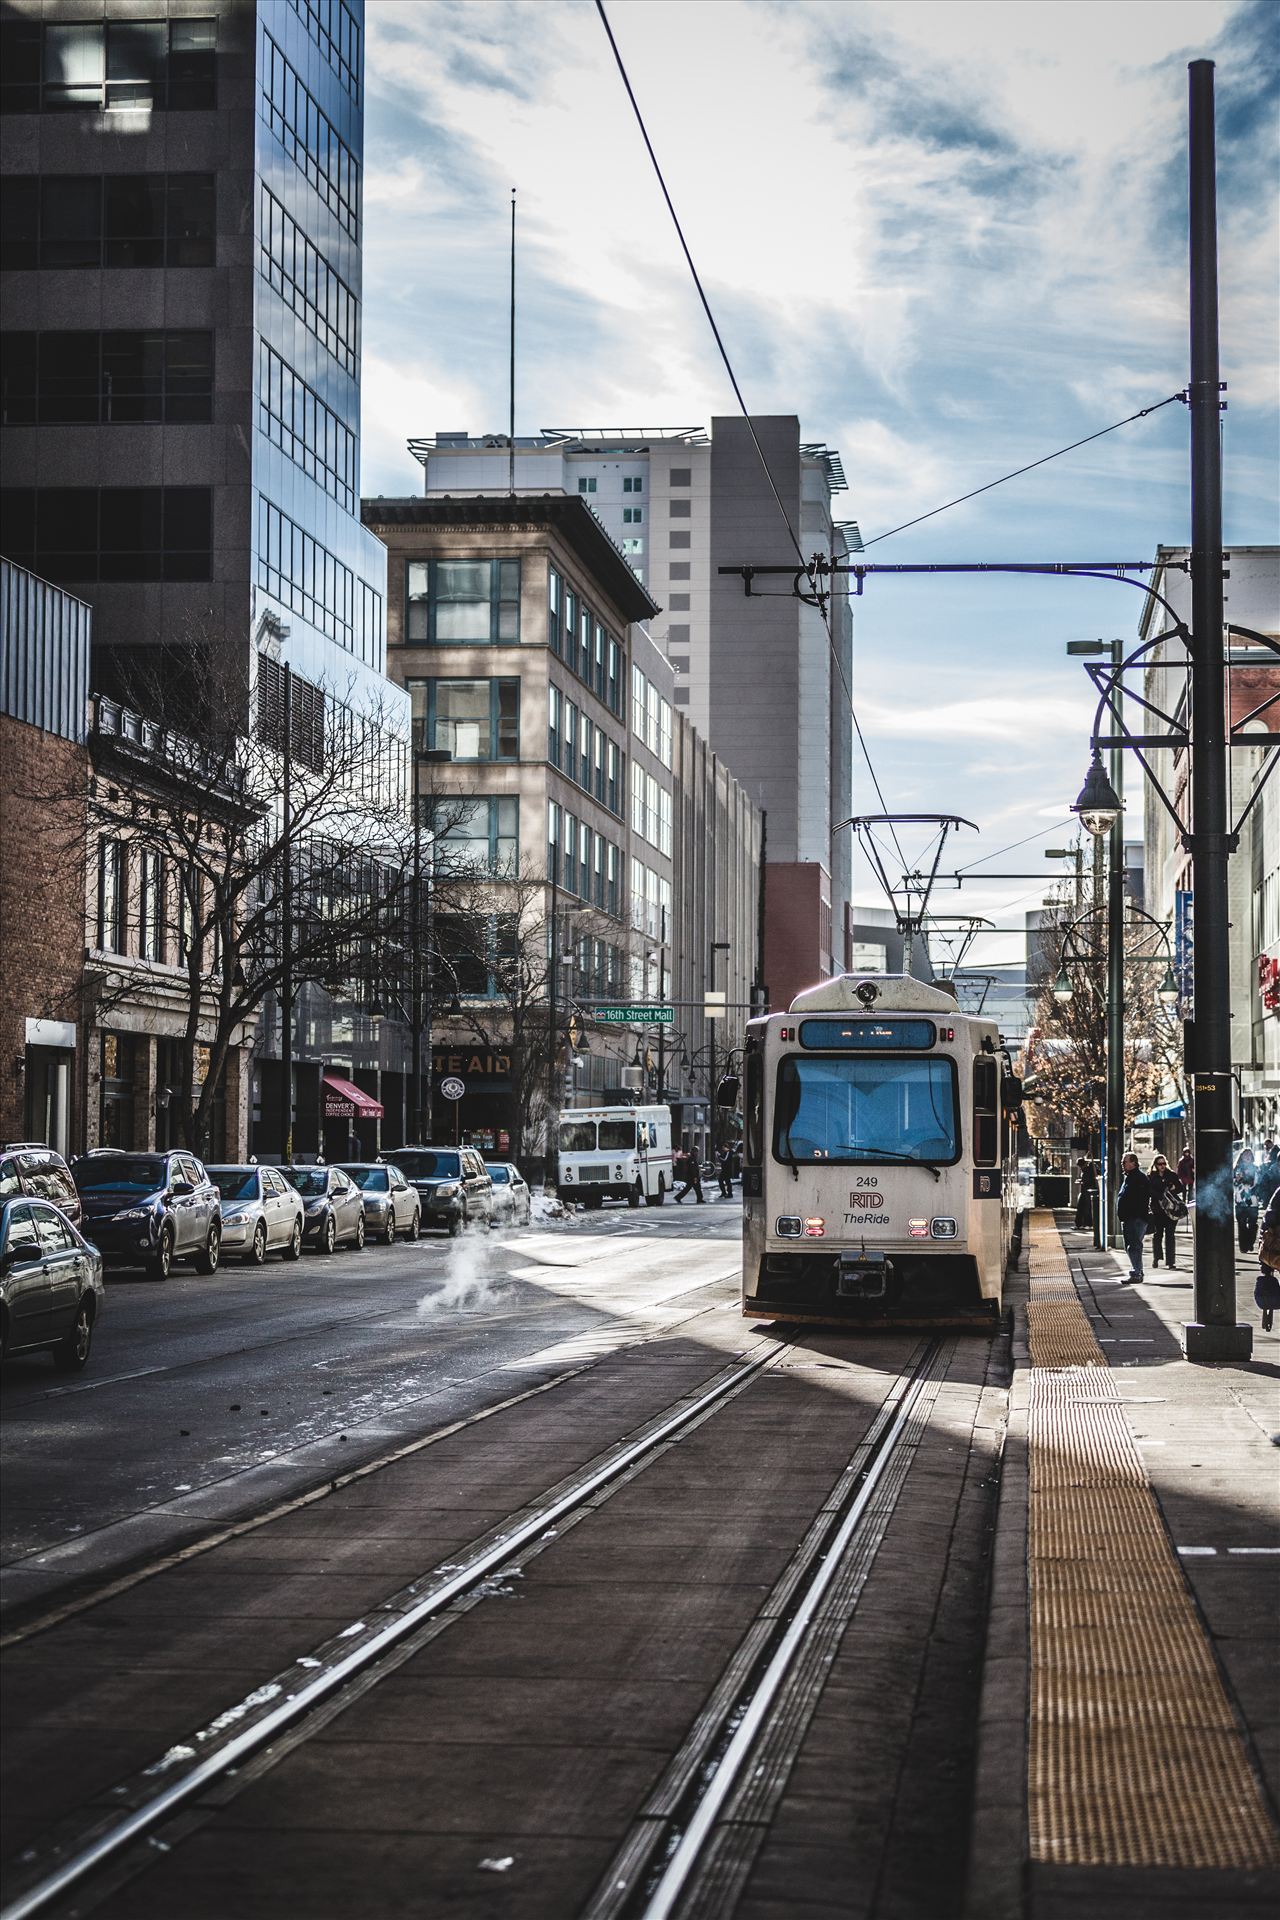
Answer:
[[847, 1190, 885, 1210]]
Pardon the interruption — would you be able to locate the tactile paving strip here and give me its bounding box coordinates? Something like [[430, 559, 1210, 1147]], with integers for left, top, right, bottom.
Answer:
[[1024, 1210, 1279, 1869]]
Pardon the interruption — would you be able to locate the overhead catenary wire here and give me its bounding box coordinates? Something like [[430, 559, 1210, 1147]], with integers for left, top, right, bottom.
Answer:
[[861, 393, 1185, 548], [592, 0, 906, 865]]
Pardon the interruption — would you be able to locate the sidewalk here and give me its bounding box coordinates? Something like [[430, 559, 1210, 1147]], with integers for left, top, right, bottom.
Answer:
[[967, 1210, 1280, 1919]]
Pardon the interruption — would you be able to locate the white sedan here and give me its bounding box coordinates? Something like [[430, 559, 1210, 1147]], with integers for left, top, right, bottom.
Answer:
[[485, 1162, 532, 1225], [207, 1166, 305, 1265]]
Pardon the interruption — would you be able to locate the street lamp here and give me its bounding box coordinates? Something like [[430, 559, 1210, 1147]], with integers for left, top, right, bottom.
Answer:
[[1070, 754, 1123, 838], [1052, 966, 1074, 1003]]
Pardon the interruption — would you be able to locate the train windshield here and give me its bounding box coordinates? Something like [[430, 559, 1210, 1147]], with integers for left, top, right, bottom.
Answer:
[[773, 1055, 959, 1166]]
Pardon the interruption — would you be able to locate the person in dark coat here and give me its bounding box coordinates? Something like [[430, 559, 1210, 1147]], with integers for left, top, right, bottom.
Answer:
[[1254, 1145, 1280, 1213], [675, 1147, 704, 1204], [1149, 1153, 1185, 1269], [716, 1145, 734, 1198], [1116, 1152, 1153, 1283], [1177, 1147, 1195, 1192], [1235, 1147, 1259, 1253], [1074, 1157, 1098, 1232], [1256, 1184, 1280, 1332]]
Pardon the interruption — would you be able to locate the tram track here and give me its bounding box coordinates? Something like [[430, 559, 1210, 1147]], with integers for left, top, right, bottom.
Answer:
[[1, 1326, 798, 1920]]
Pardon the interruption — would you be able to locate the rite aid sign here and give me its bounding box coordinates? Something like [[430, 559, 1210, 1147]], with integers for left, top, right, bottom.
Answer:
[[439, 1076, 466, 1101]]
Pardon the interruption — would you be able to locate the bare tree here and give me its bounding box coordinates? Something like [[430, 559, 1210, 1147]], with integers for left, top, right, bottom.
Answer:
[[44, 635, 421, 1158]]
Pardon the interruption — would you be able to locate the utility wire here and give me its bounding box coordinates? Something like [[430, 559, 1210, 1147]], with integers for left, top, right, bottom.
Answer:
[[593, 0, 906, 868], [954, 817, 1075, 875], [861, 393, 1185, 548]]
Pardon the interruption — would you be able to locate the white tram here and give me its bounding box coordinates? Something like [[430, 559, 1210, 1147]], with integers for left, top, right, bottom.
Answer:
[[736, 973, 1021, 1326]]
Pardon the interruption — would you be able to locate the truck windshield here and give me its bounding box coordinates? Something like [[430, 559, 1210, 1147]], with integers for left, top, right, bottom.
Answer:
[[598, 1120, 636, 1151], [773, 1056, 958, 1166], [559, 1121, 597, 1152]]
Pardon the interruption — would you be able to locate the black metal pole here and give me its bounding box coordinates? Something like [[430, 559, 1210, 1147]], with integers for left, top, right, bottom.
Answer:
[[410, 778, 423, 1141], [1185, 60, 1249, 1360], [657, 904, 667, 1100], [1105, 640, 1124, 1249], [546, 848, 559, 1182], [279, 664, 293, 1164]]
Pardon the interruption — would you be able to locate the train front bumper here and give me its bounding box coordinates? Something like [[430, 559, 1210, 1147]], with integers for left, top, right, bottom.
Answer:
[[747, 1247, 997, 1324]]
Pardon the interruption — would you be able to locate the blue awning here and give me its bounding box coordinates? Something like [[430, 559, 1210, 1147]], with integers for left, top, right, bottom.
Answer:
[[1134, 1101, 1186, 1125]]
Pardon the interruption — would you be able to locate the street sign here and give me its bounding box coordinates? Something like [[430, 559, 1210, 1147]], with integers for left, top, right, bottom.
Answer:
[[1175, 889, 1194, 1017], [704, 989, 726, 1021], [587, 1004, 674, 1026], [439, 1075, 466, 1101]]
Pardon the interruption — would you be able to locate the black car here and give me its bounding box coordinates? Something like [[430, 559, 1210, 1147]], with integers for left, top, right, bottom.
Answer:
[[282, 1165, 366, 1253], [383, 1147, 493, 1235], [71, 1151, 222, 1280], [0, 1144, 83, 1228], [1, 1197, 105, 1371]]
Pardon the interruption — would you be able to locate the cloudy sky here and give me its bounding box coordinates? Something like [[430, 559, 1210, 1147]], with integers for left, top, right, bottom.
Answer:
[[360, 0, 1278, 963]]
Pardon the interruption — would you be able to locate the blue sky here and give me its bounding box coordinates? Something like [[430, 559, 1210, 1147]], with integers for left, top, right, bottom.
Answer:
[[360, 0, 1279, 962]]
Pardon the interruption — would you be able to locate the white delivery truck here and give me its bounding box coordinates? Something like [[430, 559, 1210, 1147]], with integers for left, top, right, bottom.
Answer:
[[556, 1105, 674, 1209]]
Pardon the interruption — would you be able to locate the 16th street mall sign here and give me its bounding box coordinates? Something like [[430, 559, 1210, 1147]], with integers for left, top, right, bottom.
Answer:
[[588, 1005, 674, 1027]]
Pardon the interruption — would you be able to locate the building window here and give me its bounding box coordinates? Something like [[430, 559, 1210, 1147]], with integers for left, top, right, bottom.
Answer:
[[261, 30, 360, 239], [607, 741, 622, 816], [608, 639, 623, 718], [622, 537, 643, 556], [658, 697, 673, 770], [606, 842, 619, 918], [670, 467, 691, 487], [669, 531, 691, 550], [667, 624, 691, 645], [670, 562, 691, 581], [1, 331, 213, 426], [622, 507, 643, 524], [439, 797, 518, 877], [669, 594, 690, 612], [256, 657, 326, 773], [670, 499, 692, 518], [623, 476, 643, 493], [259, 185, 358, 377], [404, 558, 521, 646], [97, 839, 127, 953], [411, 679, 519, 762], [287, 0, 360, 102], [0, 175, 214, 270], [548, 566, 562, 655], [577, 477, 597, 494], [1, 487, 211, 583], [659, 787, 673, 857], [631, 760, 645, 837], [257, 496, 361, 653], [258, 340, 357, 511], [0, 16, 216, 115], [138, 850, 164, 961]]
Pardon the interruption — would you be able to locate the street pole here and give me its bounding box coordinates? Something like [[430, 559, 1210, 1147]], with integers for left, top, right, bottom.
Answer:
[[657, 904, 667, 1102], [1185, 59, 1250, 1359], [546, 847, 559, 1180], [1105, 639, 1124, 1249], [279, 663, 294, 1164], [410, 782, 423, 1141]]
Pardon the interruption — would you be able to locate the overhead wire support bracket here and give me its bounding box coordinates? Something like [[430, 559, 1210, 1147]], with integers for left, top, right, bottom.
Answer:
[[718, 559, 1167, 598]]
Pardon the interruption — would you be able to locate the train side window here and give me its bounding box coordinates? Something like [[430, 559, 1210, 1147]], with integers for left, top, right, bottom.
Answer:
[[744, 1045, 764, 1166], [973, 1056, 998, 1167]]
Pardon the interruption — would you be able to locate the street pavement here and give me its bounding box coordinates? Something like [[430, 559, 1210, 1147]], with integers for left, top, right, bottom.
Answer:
[[0, 1194, 743, 1621]]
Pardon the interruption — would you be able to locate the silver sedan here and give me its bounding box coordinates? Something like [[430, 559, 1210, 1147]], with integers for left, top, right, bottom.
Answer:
[[338, 1164, 422, 1245], [207, 1166, 305, 1265]]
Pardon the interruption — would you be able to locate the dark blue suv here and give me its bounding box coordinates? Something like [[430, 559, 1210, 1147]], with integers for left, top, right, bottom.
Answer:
[[71, 1151, 222, 1280]]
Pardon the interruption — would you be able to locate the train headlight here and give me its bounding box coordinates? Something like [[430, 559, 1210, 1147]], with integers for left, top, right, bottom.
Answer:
[[930, 1216, 958, 1239], [908, 1218, 929, 1238], [803, 1217, 825, 1237], [775, 1215, 802, 1238]]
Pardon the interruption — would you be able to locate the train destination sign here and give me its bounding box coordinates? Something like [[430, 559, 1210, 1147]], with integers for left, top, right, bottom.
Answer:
[[588, 1004, 675, 1026]]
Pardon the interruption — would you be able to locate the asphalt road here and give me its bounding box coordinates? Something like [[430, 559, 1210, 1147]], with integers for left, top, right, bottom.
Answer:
[[1, 1194, 744, 1620]]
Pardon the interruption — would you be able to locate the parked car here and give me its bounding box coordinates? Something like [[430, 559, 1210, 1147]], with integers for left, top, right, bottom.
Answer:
[[71, 1150, 222, 1280], [485, 1161, 532, 1225], [0, 1144, 83, 1228], [338, 1164, 422, 1244], [384, 1147, 494, 1235], [1, 1197, 105, 1371], [207, 1166, 305, 1264], [282, 1165, 366, 1253]]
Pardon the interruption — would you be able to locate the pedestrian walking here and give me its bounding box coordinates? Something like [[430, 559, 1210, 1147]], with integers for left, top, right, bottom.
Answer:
[[1255, 1184, 1280, 1333], [1235, 1147, 1259, 1253], [674, 1147, 704, 1205], [716, 1145, 733, 1198], [1149, 1154, 1186, 1269], [1255, 1144, 1280, 1213], [1177, 1146, 1195, 1192], [1116, 1152, 1153, 1284], [1074, 1157, 1097, 1232]]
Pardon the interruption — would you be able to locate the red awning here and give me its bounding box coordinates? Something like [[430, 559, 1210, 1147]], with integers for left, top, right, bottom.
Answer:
[[322, 1073, 383, 1121]]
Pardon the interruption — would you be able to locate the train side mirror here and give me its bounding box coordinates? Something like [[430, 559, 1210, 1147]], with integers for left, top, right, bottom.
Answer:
[[1002, 1073, 1023, 1109], [715, 1074, 740, 1109]]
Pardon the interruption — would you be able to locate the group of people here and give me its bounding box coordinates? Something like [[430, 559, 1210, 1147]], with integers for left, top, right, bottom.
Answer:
[[1232, 1142, 1280, 1252], [673, 1144, 740, 1204], [1106, 1139, 1280, 1329]]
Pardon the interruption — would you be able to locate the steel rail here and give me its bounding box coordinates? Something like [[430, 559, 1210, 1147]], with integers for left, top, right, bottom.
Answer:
[[636, 1341, 943, 1920], [0, 1332, 792, 1920]]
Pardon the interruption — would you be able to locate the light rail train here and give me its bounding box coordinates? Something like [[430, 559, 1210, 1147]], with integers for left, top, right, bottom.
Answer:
[[734, 973, 1021, 1326]]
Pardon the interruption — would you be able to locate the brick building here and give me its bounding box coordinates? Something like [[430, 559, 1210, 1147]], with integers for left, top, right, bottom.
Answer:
[[0, 559, 91, 1155]]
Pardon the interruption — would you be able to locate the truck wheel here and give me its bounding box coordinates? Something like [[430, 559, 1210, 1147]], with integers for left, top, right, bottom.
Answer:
[[646, 1181, 666, 1207], [628, 1182, 642, 1209]]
